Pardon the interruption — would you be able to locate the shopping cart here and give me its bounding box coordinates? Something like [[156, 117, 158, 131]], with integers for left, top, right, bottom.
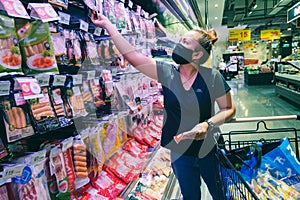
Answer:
[[216, 115, 300, 200]]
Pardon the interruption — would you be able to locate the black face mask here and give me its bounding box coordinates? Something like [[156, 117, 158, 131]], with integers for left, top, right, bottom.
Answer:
[[172, 43, 194, 64]]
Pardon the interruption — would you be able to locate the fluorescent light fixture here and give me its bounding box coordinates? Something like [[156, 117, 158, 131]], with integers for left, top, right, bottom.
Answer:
[[253, 4, 257, 9], [249, 11, 253, 15], [215, 16, 218, 20], [214, 4, 218, 7]]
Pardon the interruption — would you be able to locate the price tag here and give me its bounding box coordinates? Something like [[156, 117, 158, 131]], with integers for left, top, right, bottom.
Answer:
[[94, 27, 102, 36], [72, 86, 81, 95], [58, 11, 70, 25], [72, 74, 82, 85], [53, 75, 66, 86], [80, 20, 89, 32], [229, 29, 251, 41], [87, 71, 96, 80], [80, 128, 89, 139], [0, 0, 30, 19], [62, 137, 74, 152], [3, 165, 25, 179], [128, 1, 133, 8], [31, 150, 46, 165], [0, 81, 10, 96], [36, 74, 50, 87]]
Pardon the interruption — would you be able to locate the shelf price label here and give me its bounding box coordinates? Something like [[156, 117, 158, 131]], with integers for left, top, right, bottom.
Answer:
[[31, 150, 46, 165], [229, 29, 251, 41], [0, 81, 10, 96], [3, 165, 25, 179], [260, 29, 280, 40], [80, 20, 89, 32], [53, 75, 66, 86], [72, 74, 83, 85]]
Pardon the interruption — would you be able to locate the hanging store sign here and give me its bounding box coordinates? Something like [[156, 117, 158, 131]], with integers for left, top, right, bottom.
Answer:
[[244, 43, 254, 49], [260, 29, 281, 40], [228, 29, 251, 41], [287, 1, 300, 23]]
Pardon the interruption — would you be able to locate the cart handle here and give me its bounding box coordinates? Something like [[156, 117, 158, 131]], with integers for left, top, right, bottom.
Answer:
[[228, 114, 300, 123]]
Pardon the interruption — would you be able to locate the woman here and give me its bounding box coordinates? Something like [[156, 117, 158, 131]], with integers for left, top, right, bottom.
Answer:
[[92, 14, 236, 200]]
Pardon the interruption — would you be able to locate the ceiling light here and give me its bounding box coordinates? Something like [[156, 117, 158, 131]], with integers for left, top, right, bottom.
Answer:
[[249, 11, 253, 15], [215, 17, 218, 20], [287, 27, 292, 31], [214, 4, 218, 8], [253, 4, 257, 9]]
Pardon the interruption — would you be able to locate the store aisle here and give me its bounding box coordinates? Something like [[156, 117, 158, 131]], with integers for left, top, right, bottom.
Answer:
[[222, 76, 300, 135], [169, 75, 300, 200]]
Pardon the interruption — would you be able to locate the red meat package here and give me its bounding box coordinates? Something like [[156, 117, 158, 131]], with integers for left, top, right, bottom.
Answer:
[[0, 184, 9, 200], [93, 170, 126, 198], [122, 138, 149, 156], [104, 149, 147, 183], [60, 138, 76, 199]]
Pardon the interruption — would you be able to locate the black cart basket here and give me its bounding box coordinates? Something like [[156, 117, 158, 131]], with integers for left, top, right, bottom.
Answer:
[[215, 115, 300, 200]]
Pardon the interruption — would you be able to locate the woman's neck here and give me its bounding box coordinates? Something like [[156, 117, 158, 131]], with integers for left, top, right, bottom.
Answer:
[[180, 64, 197, 77]]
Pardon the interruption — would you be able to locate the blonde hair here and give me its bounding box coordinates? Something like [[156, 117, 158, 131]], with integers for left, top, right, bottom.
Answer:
[[191, 28, 218, 64]]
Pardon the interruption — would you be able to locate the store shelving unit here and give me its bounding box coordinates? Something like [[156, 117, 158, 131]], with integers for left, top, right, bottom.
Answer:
[[274, 61, 300, 106]]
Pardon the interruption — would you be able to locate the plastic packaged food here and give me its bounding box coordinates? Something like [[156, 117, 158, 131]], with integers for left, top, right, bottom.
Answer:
[[17, 20, 59, 75], [0, 15, 22, 73]]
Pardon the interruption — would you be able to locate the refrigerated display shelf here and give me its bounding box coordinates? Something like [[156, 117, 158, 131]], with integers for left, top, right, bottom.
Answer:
[[274, 73, 300, 106]]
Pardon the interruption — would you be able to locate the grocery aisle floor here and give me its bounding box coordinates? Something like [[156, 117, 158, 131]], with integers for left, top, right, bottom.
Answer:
[[169, 73, 300, 200]]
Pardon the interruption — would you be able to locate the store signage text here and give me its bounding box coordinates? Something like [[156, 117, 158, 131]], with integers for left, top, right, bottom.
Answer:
[[260, 29, 281, 40], [228, 29, 251, 41], [287, 1, 300, 23]]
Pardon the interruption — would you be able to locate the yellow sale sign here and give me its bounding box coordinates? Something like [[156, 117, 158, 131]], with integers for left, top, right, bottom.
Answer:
[[229, 29, 251, 41], [260, 29, 280, 40]]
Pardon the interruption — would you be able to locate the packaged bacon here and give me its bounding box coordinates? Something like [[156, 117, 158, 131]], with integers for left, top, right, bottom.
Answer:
[[0, 15, 22, 73], [89, 78, 105, 108], [80, 80, 95, 113], [0, 184, 9, 200], [88, 125, 105, 178], [16, 20, 59, 75], [50, 29, 67, 66], [93, 169, 126, 199]]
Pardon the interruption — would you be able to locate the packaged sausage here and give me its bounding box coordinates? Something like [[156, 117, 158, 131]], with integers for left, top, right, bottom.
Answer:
[[28, 87, 60, 134], [0, 15, 22, 73], [50, 146, 71, 199], [72, 137, 90, 190], [60, 137, 76, 199], [0, 93, 34, 143], [48, 87, 73, 127], [80, 80, 95, 113], [16, 20, 59, 75]]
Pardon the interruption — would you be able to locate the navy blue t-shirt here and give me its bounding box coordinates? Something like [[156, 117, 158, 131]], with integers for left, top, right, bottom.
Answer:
[[156, 61, 231, 157]]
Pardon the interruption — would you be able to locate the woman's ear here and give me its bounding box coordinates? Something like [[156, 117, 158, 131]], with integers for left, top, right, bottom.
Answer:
[[193, 51, 203, 60]]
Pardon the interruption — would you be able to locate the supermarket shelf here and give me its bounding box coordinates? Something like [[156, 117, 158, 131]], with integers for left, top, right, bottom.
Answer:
[[274, 73, 300, 106], [161, 173, 181, 200]]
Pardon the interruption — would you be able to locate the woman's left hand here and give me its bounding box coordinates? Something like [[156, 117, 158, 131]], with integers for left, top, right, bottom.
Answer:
[[174, 122, 209, 143]]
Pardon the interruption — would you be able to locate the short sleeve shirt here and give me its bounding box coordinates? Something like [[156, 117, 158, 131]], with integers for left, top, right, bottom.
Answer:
[[156, 61, 231, 157]]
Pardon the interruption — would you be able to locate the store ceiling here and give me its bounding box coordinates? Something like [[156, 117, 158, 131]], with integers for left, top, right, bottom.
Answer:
[[129, 0, 300, 39]]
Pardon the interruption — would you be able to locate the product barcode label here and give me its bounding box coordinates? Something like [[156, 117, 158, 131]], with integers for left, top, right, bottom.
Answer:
[[31, 150, 46, 165], [36, 74, 50, 86], [53, 75, 66, 86], [0, 81, 10, 96], [58, 11, 70, 25], [80, 20, 89, 32], [72, 74, 83, 85]]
